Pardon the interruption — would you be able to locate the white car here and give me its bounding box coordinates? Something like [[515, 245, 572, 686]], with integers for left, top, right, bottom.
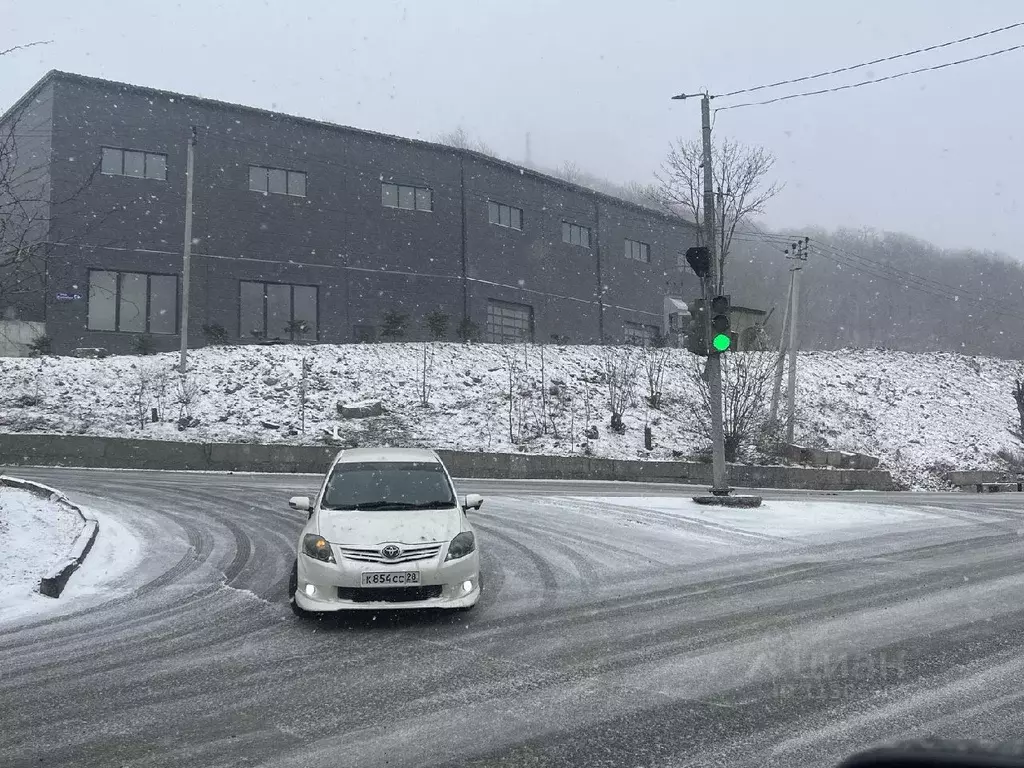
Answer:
[[288, 447, 483, 616]]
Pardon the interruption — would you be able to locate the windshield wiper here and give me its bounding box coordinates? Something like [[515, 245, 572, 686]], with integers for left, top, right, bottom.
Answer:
[[341, 500, 456, 511], [405, 500, 457, 510]]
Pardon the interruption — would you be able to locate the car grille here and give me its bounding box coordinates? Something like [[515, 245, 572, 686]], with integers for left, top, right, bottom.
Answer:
[[337, 586, 443, 603], [338, 543, 442, 564]]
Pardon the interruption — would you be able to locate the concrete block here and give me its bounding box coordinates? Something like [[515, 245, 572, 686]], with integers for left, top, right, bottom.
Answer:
[[946, 470, 1006, 486], [783, 444, 805, 463], [850, 453, 880, 470], [693, 494, 763, 507], [806, 448, 829, 466], [338, 400, 384, 419], [825, 451, 843, 468]]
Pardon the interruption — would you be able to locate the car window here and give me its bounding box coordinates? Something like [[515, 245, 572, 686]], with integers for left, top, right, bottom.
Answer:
[[322, 461, 456, 510]]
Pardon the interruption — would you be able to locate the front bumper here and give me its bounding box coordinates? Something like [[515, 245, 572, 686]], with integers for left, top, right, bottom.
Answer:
[[294, 550, 481, 611]]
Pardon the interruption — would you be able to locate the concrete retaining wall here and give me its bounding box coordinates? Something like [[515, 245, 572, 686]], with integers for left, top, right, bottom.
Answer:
[[0, 433, 896, 490]]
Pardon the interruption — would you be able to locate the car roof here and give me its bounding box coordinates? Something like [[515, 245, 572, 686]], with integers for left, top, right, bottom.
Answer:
[[332, 447, 442, 465]]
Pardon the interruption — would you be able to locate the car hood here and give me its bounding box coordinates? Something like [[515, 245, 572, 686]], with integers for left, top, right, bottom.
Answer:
[[317, 508, 462, 545]]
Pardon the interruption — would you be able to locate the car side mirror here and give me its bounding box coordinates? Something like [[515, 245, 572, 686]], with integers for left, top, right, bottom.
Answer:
[[289, 496, 311, 512], [463, 493, 483, 512]]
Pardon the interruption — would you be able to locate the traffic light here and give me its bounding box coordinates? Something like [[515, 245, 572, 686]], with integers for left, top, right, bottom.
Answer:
[[684, 247, 711, 280], [685, 298, 708, 356], [709, 295, 732, 354]]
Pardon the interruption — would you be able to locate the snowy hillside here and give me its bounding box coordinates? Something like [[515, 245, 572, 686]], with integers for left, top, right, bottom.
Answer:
[[1, 344, 1021, 489]]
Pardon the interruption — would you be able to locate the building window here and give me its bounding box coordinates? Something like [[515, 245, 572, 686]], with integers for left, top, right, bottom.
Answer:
[[488, 201, 523, 230], [100, 147, 167, 180], [562, 222, 591, 248], [485, 300, 534, 343], [624, 321, 659, 347], [240, 281, 318, 341], [625, 239, 651, 263], [249, 165, 306, 197], [87, 270, 178, 333], [381, 182, 433, 211]]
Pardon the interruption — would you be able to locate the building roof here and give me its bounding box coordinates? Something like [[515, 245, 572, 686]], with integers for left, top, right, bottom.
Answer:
[[3, 69, 700, 231]]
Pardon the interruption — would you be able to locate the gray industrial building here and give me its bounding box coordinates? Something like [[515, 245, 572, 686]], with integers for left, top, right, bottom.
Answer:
[[0, 70, 701, 355]]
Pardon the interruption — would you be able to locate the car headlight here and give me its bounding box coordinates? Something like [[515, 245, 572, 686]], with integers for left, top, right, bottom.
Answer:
[[445, 531, 475, 561], [303, 533, 336, 563]]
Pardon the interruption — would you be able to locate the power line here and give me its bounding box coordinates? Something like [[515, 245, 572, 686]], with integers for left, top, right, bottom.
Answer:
[[715, 21, 1024, 99], [732, 227, 1024, 323], [716, 41, 1024, 111]]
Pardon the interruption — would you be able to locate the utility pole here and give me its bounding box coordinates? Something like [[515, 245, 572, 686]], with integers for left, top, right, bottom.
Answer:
[[701, 95, 728, 494], [768, 255, 794, 423], [178, 126, 197, 373], [785, 237, 809, 444]]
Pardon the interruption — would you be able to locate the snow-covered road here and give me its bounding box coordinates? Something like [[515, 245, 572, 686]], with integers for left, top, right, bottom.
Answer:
[[2, 471, 1024, 767]]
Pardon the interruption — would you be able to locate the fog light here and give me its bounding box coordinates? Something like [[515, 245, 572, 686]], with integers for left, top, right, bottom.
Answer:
[[462, 580, 473, 593], [304, 584, 316, 597]]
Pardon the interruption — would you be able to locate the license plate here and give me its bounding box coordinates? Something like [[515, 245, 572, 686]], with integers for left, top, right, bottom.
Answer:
[[361, 571, 420, 586]]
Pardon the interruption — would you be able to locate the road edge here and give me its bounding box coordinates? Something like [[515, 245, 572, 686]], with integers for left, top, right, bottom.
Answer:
[[0, 475, 100, 598]]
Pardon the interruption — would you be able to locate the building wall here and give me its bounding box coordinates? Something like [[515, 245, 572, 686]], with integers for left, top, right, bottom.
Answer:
[[27, 72, 700, 354]]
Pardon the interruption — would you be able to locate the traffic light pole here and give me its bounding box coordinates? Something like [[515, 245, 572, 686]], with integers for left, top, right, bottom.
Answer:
[[785, 238, 809, 444], [701, 95, 729, 495]]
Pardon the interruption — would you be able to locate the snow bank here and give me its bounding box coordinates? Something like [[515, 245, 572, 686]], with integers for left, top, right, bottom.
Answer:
[[0, 344, 1020, 489], [0, 487, 81, 607]]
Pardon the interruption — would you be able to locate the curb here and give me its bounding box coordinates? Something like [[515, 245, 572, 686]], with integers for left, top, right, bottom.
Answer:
[[0, 475, 100, 598]]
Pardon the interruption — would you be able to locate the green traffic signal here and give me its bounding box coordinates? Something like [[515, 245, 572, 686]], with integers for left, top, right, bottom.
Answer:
[[712, 333, 731, 352]]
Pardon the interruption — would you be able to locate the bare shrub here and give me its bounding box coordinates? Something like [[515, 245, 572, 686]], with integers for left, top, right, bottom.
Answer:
[[684, 352, 774, 461], [602, 346, 641, 433]]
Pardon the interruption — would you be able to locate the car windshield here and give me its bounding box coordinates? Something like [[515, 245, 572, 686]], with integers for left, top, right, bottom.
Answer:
[[321, 461, 456, 510]]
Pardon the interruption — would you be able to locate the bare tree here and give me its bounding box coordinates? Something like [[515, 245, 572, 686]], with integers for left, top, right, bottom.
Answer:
[[553, 161, 584, 185], [656, 137, 781, 292], [1, 43, 106, 343], [1011, 373, 1024, 443], [602, 346, 641, 433], [685, 352, 775, 461], [435, 126, 495, 156], [641, 345, 670, 409], [418, 342, 435, 407]]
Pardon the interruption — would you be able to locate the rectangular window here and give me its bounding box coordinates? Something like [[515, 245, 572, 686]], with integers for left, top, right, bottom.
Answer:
[[287, 170, 306, 197], [100, 147, 167, 181], [562, 222, 591, 248], [381, 182, 432, 211], [624, 321, 659, 347], [239, 281, 319, 341], [248, 165, 306, 197], [87, 270, 117, 331], [87, 270, 178, 333], [488, 201, 523, 231], [399, 186, 415, 210], [625, 239, 651, 263], [485, 300, 534, 344]]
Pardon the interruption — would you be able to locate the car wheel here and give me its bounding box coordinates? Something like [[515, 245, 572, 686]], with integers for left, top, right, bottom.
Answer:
[[288, 559, 316, 620]]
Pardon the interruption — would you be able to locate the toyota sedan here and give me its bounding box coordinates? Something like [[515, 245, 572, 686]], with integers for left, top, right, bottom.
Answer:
[[288, 447, 482, 616]]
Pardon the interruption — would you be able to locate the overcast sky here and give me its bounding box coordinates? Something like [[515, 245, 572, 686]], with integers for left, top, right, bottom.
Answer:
[[5, 0, 1023, 257]]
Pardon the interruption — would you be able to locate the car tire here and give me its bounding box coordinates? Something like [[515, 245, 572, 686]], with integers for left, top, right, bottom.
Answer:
[[288, 559, 316, 620]]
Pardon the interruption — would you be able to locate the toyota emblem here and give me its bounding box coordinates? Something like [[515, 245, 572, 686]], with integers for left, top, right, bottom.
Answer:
[[381, 544, 402, 560]]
